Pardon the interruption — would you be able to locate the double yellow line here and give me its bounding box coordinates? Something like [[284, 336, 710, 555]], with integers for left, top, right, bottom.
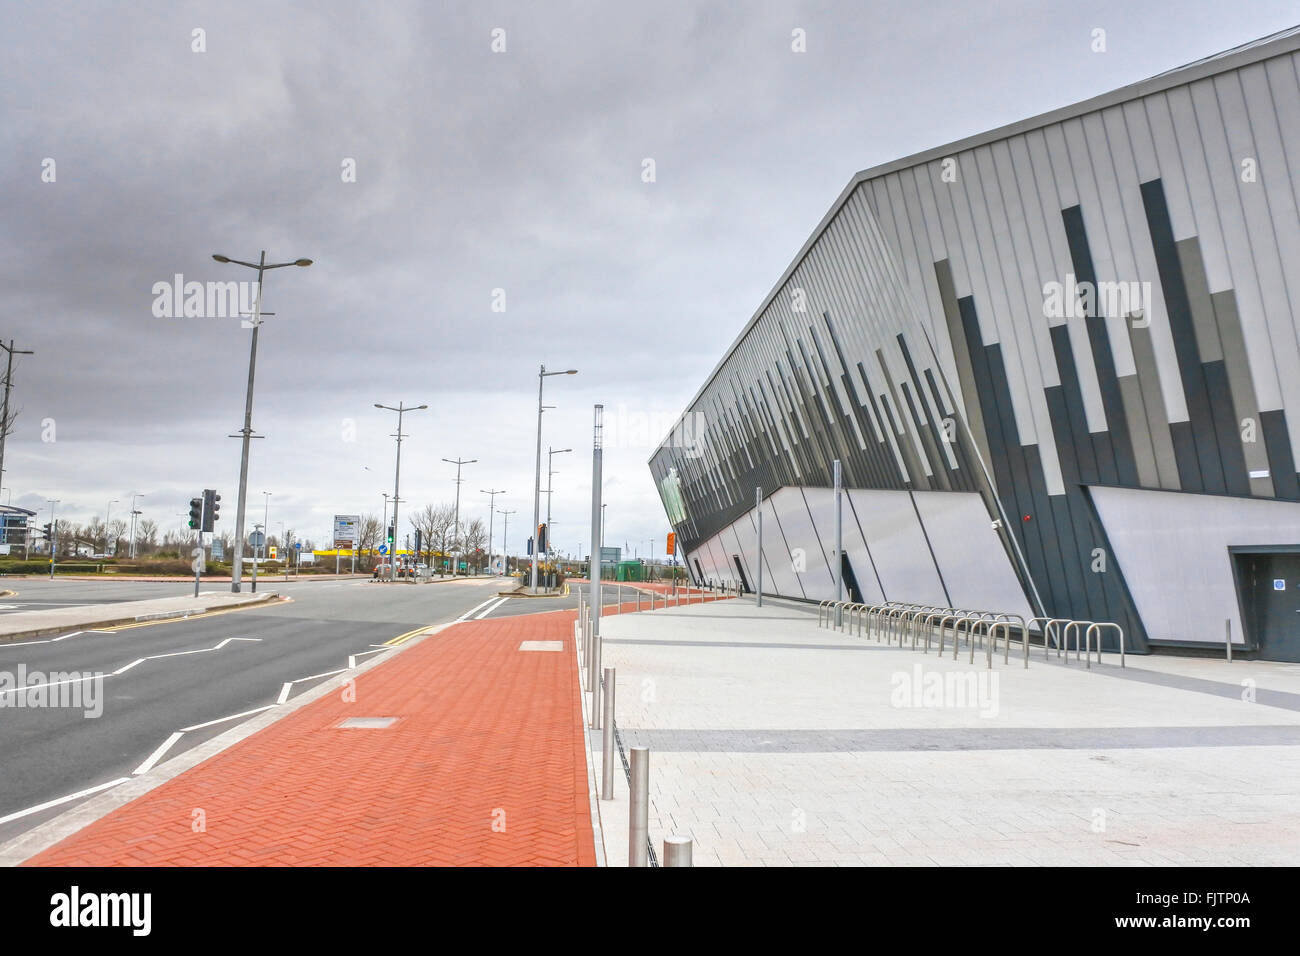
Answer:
[[383, 624, 434, 646]]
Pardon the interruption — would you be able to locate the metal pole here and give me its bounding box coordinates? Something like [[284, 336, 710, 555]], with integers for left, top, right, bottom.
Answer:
[[229, 253, 266, 593], [589, 404, 603, 684], [755, 485, 763, 607], [601, 666, 616, 799], [663, 836, 692, 867], [393, 405, 403, 582], [1226, 618, 1232, 663], [251, 524, 260, 593], [0, 341, 33, 504], [629, 747, 649, 867], [531, 366, 544, 592], [47, 499, 57, 579], [833, 459, 843, 627]]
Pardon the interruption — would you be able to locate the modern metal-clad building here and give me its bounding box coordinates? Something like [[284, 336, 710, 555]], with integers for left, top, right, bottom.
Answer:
[[651, 26, 1300, 660]]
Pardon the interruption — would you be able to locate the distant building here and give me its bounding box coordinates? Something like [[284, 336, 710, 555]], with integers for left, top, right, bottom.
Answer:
[[652, 27, 1300, 661], [0, 505, 36, 553]]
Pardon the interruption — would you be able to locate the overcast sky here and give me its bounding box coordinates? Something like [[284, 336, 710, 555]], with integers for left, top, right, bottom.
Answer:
[[3, 0, 1297, 557]]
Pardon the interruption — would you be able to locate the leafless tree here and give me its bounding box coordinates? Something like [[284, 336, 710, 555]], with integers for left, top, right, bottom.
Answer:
[[137, 519, 159, 554], [462, 517, 488, 572]]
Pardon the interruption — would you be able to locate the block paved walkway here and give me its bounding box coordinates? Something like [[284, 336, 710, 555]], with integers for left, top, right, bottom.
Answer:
[[25, 609, 596, 866]]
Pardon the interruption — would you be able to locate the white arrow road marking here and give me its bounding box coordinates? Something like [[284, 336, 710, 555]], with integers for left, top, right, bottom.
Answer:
[[0, 777, 132, 826]]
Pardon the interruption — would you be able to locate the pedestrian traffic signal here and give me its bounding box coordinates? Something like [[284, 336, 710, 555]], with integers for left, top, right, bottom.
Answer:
[[202, 489, 220, 532], [188, 497, 203, 529]]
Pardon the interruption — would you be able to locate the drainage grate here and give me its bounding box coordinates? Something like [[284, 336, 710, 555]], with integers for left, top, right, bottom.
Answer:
[[337, 717, 398, 729]]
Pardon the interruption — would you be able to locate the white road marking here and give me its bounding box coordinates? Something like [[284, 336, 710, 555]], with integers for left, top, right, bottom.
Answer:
[[132, 732, 184, 775], [348, 648, 389, 668], [178, 705, 276, 733], [111, 658, 146, 676], [0, 671, 100, 698], [453, 597, 499, 623], [276, 681, 294, 704], [0, 777, 132, 826], [474, 597, 509, 619]]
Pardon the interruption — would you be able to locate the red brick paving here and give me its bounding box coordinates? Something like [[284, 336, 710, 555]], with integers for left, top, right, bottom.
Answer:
[[26, 608, 596, 867]]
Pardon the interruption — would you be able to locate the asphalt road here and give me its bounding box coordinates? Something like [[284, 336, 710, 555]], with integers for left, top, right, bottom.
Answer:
[[0, 575, 514, 843]]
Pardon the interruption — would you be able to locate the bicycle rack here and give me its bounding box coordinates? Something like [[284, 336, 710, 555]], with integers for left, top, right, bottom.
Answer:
[[1084, 622, 1126, 669]]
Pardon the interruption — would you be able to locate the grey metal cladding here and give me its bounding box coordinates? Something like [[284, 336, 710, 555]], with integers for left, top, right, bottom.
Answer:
[[650, 27, 1300, 636]]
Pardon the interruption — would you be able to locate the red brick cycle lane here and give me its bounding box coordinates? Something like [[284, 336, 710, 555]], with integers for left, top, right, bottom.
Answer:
[[25, 608, 595, 867]]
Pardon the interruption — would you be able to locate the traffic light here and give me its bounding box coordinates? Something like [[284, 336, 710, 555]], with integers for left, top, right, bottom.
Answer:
[[414, 529, 422, 554], [537, 523, 548, 553], [202, 489, 220, 532], [386, 524, 395, 544], [526, 536, 533, 556], [42, 522, 52, 540], [188, 497, 203, 529]]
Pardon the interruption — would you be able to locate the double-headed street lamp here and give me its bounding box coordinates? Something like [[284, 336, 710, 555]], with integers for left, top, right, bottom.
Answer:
[[211, 251, 312, 592], [531, 365, 577, 591], [375, 402, 426, 581]]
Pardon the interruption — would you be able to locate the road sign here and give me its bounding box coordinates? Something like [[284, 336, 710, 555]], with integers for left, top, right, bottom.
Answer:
[[295, 542, 302, 550], [211, 539, 224, 560], [269, 546, 278, 559], [249, 531, 265, 548], [333, 514, 360, 549], [379, 544, 389, 555]]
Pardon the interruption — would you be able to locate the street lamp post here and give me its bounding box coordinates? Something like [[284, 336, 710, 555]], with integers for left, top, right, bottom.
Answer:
[[531, 365, 577, 592], [375, 402, 426, 582], [128, 492, 142, 559], [443, 457, 477, 575], [498, 508, 516, 576], [0, 340, 34, 498], [211, 251, 312, 592], [481, 489, 505, 575], [546, 447, 572, 562]]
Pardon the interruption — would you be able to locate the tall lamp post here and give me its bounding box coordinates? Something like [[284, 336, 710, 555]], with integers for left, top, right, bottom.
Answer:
[[128, 492, 142, 558], [375, 402, 426, 582], [212, 251, 312, 592], [0, 340, 34, 496], [498, 508, 516, 576], [481, 488, 505, 575], [531, 365, 577, 591], [443, 457, 476, 574], [546, 447, 571, 561]]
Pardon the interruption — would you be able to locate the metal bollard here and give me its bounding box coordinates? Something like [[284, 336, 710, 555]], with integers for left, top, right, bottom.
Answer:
[[589, 631, 601, 728], [663, 835, 692, 867], [629, 747, 649, 867], [601, 667, 616, 799], [1225, 618, 1232, 663]]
